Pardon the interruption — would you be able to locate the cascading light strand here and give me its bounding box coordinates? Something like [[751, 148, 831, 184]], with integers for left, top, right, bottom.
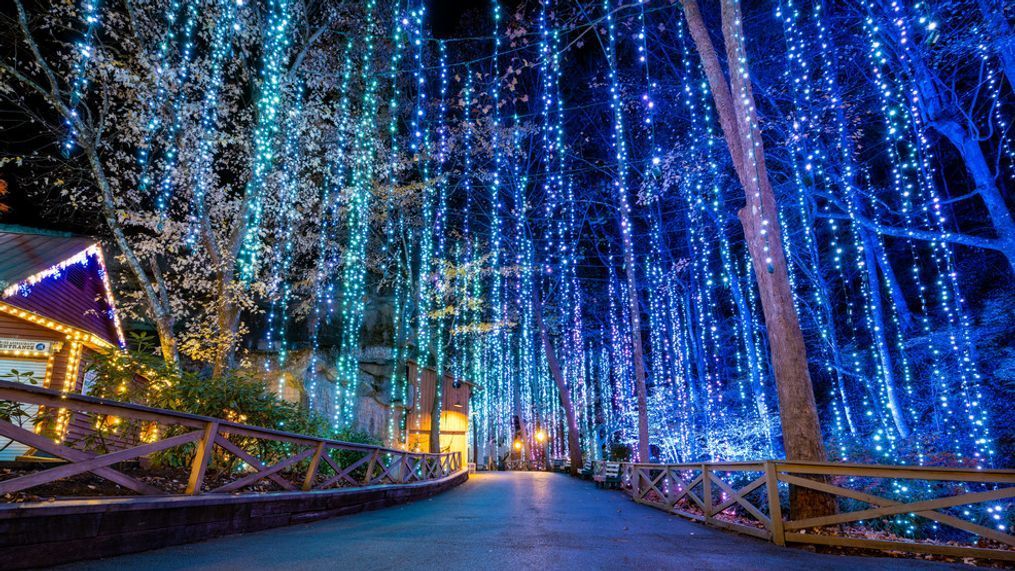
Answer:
[[239, 0, 293, 281], [186, 0, 239, 248], [63, 0, 102, 156], [153, 0, 200, 218], [334, 0, 382, 429]]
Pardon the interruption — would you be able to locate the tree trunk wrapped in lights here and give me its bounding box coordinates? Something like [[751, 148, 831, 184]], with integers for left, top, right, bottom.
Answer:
[[535, 293, 583, 476], [681, 0, 834, 519]]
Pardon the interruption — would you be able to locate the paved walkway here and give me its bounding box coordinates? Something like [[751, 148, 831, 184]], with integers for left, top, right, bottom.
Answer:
[[66, 472, 961, 570]]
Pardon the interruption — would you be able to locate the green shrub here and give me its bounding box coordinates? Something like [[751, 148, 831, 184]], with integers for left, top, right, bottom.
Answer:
[[83, 333, 325, 473], [323, 429, 385, 482]]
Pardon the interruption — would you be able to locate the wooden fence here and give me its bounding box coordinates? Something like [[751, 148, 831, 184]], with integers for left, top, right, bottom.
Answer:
[[619, 460, 1015, 561], [0, 380, 461, 498]]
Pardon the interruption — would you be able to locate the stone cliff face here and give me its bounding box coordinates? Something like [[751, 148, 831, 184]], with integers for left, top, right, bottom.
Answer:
[[249, 344, 403, 444], [247, 295, 410, 443]]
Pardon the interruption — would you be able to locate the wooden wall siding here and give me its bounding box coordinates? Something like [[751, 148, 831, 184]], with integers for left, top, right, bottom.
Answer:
[[0, 312, 103, 450], [404, 362, 471, 459], [1, 256, 119, 346], [0, 311, 65, 346], [405, 361, 471, 428], [0, 312, 69, 391]]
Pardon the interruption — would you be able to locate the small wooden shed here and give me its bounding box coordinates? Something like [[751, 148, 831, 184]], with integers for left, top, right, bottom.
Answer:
[[0, 226, 125, 461], [404, 360, 473, 464]]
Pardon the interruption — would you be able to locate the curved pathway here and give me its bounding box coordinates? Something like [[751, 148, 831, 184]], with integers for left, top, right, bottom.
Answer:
[[67, 472, 961, 570]]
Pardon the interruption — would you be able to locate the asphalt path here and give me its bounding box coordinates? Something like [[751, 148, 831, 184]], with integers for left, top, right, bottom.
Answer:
[[65, 471, 964, 571]]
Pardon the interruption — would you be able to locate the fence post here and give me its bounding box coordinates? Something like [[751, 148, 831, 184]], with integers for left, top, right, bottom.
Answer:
[[764, 460, 785, 546], [185, 421, 218, 495], [662, 467, 672, 507], [702, 464, 713, 524], [362, 449, 379, 485], [302, 442, 326, 491]]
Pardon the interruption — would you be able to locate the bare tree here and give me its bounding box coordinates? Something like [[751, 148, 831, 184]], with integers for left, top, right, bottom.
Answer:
[[1, 1, 180, 365]]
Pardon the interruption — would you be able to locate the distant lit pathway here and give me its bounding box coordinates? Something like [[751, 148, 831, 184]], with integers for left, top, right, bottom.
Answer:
[[66, 472, 960, 570]]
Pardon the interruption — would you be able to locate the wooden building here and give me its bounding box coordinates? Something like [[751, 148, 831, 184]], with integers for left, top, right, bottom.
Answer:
[[0, 226, 125, 461], [404, 361, 473, 465]]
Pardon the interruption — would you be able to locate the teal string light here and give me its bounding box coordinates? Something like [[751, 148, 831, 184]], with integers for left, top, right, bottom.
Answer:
[[187, 0, 238, 247], [334, 0, 382, 430], [384, 1, 409, 445], [775, 0, 867, 452], [64, 0, 102, 156], [486, 0, 509, 455], [267, 81, 304, 397], [307, 40, 356, 413], [154, 0, 199, 217], [603, 0, 648, 460], [136, 0, 186, 199], [239, 0, 293, 281]]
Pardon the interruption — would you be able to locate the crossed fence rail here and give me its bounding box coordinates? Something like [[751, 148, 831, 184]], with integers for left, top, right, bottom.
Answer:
[[616, 460, 1015, 561], [0, 380, 461, 498]]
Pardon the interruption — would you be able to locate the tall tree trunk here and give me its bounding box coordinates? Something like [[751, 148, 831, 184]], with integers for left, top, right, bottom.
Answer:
[[85, 145, 179, 368], [861, 230, 911, 437], [206, 210, 246, 378], [146, 256, 180, 368], [511, 369, 527, 462], [682, 285, 706, 428], [211, 284, 241, 379], [611, 216, 648, 461], [429, 371, 442, 454], [428, 336, 443, 454], [682, 0, 833, 519], [871, 236, 913, 332], [623, 257, 650, 463], [534, 294, 584, 476]]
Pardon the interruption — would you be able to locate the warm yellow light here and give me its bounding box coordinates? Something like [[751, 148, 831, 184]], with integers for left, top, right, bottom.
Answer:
[[513, 440, 522, 451], [535, 430, 546, 443]]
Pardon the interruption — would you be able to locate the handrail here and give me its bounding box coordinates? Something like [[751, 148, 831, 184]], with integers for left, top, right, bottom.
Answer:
[[618, 460, 1015, 562], [0, 381, 462, 500], [0, 380, 448, 457], [624, 459, 1015, 480]]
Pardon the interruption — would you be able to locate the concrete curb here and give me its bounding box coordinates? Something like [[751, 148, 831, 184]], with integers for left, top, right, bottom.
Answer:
[[0, 470, 469, 568]]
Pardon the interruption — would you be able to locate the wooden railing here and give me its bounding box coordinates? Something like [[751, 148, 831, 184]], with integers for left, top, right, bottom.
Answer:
[[620, 460, 1015, 561], [0, 381, 462, 499]]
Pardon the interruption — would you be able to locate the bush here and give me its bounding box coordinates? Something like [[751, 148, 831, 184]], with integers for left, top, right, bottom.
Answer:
[[83, 333, 325, 472], [325, 429, 384, 482]]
